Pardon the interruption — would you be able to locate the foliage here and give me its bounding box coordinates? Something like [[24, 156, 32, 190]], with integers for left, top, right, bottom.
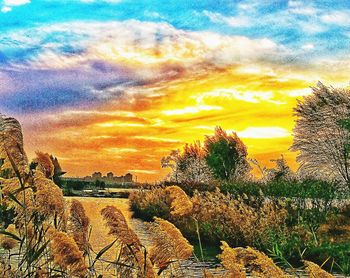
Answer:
[[305, 243, 350, 276], [163, 180, 217, 196], [94, 179, 105, 189], [221, 179, 340, 200], [251, 155, 296, 183], [204, 127, 250, 181], [303, 260, 335, 278]]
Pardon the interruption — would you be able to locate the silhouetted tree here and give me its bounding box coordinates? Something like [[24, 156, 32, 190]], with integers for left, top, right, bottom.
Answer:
[[265, 155, 295, 182], [204, 126, 250, 181], [95, 180, 105, 190], [291, 82, 350, 186]]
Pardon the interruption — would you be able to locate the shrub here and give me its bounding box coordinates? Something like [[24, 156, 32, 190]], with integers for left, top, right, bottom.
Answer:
[[129, 187, 170, 220], [129, 187, 289, 250]]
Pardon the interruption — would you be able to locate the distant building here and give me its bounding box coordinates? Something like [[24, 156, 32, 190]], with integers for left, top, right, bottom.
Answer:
[[83, 171, 133, 184], [107, 172, 114, 179], [124, 173, 132, 182], [92, 172, 102, 179]]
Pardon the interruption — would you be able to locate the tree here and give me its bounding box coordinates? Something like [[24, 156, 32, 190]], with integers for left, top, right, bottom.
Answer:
[[161, 141, 212, 183], [204, 126, 250, 181], [291, 82, 350, 185], [265, 155, 295, 182]]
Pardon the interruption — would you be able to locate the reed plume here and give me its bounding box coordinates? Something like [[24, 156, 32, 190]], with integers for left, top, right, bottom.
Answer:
[[303, 260, 334, 278], [33, 171, 64, 218], [0, 177, 20, 200], [67, 199, 90, 254], [0, 114, 28, 178], [101, 205, 156, 278], [148, 217, 193, 270], [101, 205, 140, 246], [34, 152, 54, 178], [13, 188, 35, 230], [218, 242, 287, 278], [244, 247, 287, 278], [165, 186, 193, 217], [48, 228, 88, 277], [0, 224, 18, 250], [218, 241, 246, 278]]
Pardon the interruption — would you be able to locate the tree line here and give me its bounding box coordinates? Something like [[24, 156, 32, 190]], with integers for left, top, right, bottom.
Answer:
[[162, 82, 350, 190]]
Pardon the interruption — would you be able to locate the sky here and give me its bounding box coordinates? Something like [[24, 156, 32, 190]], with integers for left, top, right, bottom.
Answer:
[[1, 0, 350, 181]]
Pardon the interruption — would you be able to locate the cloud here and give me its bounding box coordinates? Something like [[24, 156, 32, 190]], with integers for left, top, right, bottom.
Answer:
[[237, 127, 290, 139], [1, 20, 283, 73], [197, 88, 282, 104], [127, 169, 158, 174], [162, 105, 222, 116], [203, 10, 250, 27], [104, 148, 139, 153], [320, 11, 350, 25], [133, 136, 181, 143], [1, 0, 30, 13], [1, 6, 11, 12], [0, 20, 286, 113], [4, 0, 30, 6], [288, 1, 318, 16], [301, 43, 315, 50]]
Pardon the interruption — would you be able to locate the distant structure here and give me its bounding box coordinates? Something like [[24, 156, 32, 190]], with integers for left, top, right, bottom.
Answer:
[[92, 172, 102, 179], [84, 171, 133, 183]]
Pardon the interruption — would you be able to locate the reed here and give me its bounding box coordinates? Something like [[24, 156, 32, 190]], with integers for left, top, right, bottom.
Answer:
[[67, 199, 90, 254], [48, 228, 88, 277], [218, 241, 287, 278], [303, 260, 335, 278], [148, 217, 193, 275], [165, 186, 193, 217]]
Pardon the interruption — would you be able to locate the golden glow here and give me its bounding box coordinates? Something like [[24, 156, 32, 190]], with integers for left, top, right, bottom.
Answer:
[[19, 25, 350, 182]]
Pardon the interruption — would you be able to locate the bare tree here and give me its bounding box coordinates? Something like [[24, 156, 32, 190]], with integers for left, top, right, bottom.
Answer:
[[291, 82, 350, 185], [161, 141, 213, 183]]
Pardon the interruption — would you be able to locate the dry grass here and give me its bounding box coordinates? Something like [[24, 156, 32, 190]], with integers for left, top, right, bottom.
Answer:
[[165, 186, 193, 217], [65, 197, 132, 260], [303, 260, 335, 278], [148, 217, 193, 269], [218, 241, 288, 278], [48, 228, 88, 277]]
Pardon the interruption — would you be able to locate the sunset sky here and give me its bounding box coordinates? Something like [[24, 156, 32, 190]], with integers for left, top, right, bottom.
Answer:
[[1, 0, 350, 181]]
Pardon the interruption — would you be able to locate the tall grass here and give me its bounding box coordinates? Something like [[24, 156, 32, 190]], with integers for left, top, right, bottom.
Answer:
[[129, 185, 339, 277], [0, 115, 195, 277]]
